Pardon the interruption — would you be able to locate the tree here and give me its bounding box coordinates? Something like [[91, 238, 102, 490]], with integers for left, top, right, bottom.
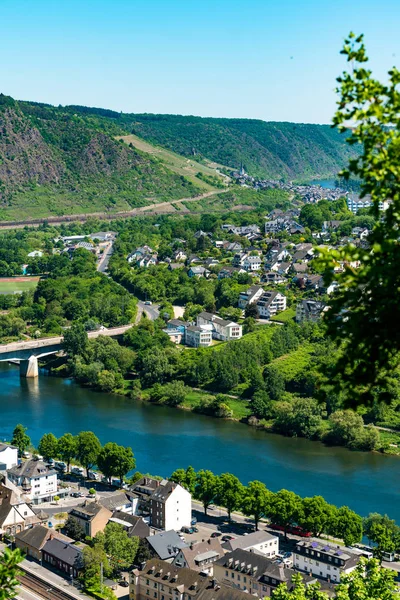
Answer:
[[11, 424, 30, 456], [76, 431, 101, 478], [38, 433, 58, 461], [318, 34, 400, 406], [242, 481, 271, 531], [369, 523, 397, 563], [216, 473, 244, 521], [264, 365, 285, 400], [0, 548, 23, 600], [299, 496, 334, 537], [63, 515, 85, 541], [271, 559, 398, 600], [95, 522, 138, 574], [57, 433, 77, 472], [97, 442, 136, 485], [244, 303, 259, 319], [53, 495, 60, 504], [249, 390, 272, 420], [81, 545, 111, 592], [269, 489, 303, 538], [333, 506, 363, 546], [170, 466, 196, 494], [195, 470, 218, 515], [63, 322, 88, 357]]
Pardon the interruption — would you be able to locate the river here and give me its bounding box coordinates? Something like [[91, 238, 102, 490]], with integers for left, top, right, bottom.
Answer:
[[1, 363, 399, 522]]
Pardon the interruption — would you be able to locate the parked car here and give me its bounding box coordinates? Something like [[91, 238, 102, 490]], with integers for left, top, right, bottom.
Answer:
[[55, 462, 66, 471], [71, 467, 84, 476], [119, 581, 129, 588], [181, 526, 195, 534], [221, 535, 236, 542], [144, 301, 152, 305], [70, 492, 84, 498], [191, 518, 197, 526], [210, 531, 222, 538]]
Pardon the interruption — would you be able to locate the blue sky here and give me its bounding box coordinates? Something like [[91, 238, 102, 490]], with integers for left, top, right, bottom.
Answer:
[[1, 0, 399, 123]]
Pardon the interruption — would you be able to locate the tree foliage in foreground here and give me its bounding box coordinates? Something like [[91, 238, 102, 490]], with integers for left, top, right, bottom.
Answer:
[[319, 33, 400, 406], [0, 548, 23, 600]]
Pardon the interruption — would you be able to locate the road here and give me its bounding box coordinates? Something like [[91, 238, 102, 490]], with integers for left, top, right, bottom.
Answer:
[[96, 242, 113, 273], [136, 301, 160, 322], [0, 189, 229, 230], [0, 325, 134, 356]]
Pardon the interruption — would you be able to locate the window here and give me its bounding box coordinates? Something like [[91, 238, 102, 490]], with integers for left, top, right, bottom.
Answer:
[[316, 562, 319, 566], [225, 571, 229, 577], [231, 573, 234, 579], [327, 566, 331, 571], [237, 575, 240, 581], [146, 579, 150, 585], [243, 577, 246, 583]]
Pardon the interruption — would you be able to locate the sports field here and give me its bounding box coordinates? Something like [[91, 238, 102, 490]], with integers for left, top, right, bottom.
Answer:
[[0, 277, 40, 293]]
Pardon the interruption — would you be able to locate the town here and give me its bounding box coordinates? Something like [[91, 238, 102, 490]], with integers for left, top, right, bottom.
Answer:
[[0, 433, 395, 600]]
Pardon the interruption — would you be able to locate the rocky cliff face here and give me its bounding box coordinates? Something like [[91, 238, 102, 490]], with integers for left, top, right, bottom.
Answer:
[[0, 107, 65, 201]]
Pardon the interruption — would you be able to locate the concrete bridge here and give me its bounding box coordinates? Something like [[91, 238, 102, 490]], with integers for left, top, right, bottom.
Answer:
[[0, 325, 133, 377]]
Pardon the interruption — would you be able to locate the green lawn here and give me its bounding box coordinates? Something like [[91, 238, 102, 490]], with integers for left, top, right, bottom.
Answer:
[[0, 277, 39, 293], [270, 342, 315, 380], [270, 307, 296, 323]]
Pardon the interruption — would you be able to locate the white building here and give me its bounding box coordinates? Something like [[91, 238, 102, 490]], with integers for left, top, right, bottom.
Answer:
[[256, 292, 287, 319], [7, 458, 58, 505], [0, 483, 38, 537], [0, 444, 18, 471], [238, 285, 264, 309], [149, 481, 192, 531], [294, 541, 360, 582], [346, 196, 389, 214], [185, 325, 213, 348], [222, 530, 279, 558], [197, 312, 242, 342], [242, 255, 262, 271]]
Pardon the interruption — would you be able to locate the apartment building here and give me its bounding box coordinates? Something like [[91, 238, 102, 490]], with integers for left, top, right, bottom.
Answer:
[[256, 292, 287, 319], [7, 458, 57, 505], [293, 541, 360, 582], [196, 312, 242, 342]]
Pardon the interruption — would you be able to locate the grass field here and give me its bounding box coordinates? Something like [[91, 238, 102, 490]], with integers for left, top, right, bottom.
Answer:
[[0, 277, 39, 293], [270, 307, 296, 323], [118, 134, 227, 190]]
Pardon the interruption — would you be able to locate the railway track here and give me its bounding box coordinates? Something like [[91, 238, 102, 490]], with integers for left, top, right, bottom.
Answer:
[[18, 568, 81, 600]]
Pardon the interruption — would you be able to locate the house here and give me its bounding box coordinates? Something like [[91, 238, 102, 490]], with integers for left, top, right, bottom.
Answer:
[[296, 300, 326, 323], [98, 491, 132, 513], [238, 285, 264, 309], [127, 246, 154, 263], [188, 266, 210, 278], [185, 326, 213, 348], [130, 558, 251, 600], [149, 481, 192, 531], [0, 483, 38, 537], [292, 263, 309, 275], [7, 458, 58, 505], [0, 444, 18, 471], [69, 501, 112, 537], [322, 220, 342, 231], [172, 250, 187, 262], [221, 530, 278, 557], [214, 240, 225, 249], [145, 531, 188, 562], [262, 272, 286, 285], [27, 250, 43, 258], [163, 327, 184, 344], [197, 312, 242, 342], [194, 230, 212, 239], [293, 541, 360, 582], [224, 242, 243, 252], [173, 538, 224, 574], [168, 263, 184, 271], [15, 525, 72, 561], [256, 292, 287, 320], [242, 255, 262, 272], [89, 231, 116, 242], [214, 549, 316, 599], [204, 258, 219, 268], [109, 510, 150, 538], [137, 254, 158, 269], [75, 241, 96, 253], [218, 266, 246, 279], [232, 252, 247, 267], [42, 536, 83, 579]]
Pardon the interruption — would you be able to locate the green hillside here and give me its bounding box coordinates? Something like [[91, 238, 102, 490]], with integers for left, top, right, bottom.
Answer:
[[0, 95, 203, 220], [126, 115, 359, 180]]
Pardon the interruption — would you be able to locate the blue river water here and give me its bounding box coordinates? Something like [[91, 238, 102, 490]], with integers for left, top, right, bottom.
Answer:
[[0, 363, 399, 522]]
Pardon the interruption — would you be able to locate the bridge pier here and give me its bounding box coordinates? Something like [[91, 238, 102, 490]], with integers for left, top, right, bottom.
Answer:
[[19, 356, 39, 378]]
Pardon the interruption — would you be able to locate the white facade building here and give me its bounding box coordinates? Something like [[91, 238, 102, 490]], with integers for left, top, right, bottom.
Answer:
[[238, 285, 264, 309], [0, 444, 18, 471], [294, 541, 359, 582], [150, 481, 192, 531], [197, 312, 242, 341], [185, 325, 213, 348], [256, 292, 287, 319], [7, 458, 58, 505], [222, 530, 279, 558]]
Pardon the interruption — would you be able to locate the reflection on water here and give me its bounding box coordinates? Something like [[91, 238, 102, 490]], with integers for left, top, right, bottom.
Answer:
[[0, 363, 399, 520]]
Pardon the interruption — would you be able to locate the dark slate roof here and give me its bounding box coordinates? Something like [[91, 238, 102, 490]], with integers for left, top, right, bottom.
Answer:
[[200, 583, 251, 600], [110, 510, 150, 538], [150, 480, 177, 503], [8, 458, 56, 479], [43, 538, 83, 568], [70, 500, 104, 520], [215, 548, 272, 576], [146, 530, 188, 560]]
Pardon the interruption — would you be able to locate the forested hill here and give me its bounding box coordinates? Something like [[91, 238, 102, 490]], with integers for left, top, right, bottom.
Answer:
[[127, 115, 358, 180], [0, 95, 201, 220]]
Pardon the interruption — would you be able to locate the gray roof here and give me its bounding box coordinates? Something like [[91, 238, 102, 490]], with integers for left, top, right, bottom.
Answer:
[[70, 500, 105, 520], [150, 480, 177, 502], [146, 530, 188, 560], [99, 492, 130, 511], [43, 538, 83, 568], [0, 443, 18, 452], [110, 510, 150, 538], [216, 548, 273, 575], [197, 312, 238, 328], [8, 459, 56, 480], [222, 530, 277, 552], [15, 525, 72, 551]]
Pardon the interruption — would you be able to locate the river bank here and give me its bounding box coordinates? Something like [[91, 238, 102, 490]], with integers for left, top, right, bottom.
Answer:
[[43, 355, 400, 458]]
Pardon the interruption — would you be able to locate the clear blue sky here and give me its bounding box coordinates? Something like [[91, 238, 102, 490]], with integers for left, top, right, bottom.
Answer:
[[1, 0, 399, 123]]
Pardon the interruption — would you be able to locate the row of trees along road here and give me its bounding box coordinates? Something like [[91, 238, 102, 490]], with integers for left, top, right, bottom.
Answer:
[[11, 424, 135, 483], [170, 465, 400, 560]]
